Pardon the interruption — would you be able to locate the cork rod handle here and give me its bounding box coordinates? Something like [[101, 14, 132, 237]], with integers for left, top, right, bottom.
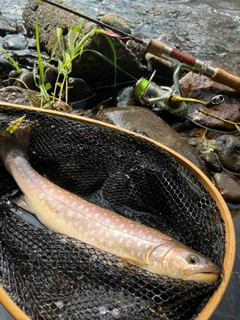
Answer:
[[147, 38, 240, 92], [212, 68, 240, 92]]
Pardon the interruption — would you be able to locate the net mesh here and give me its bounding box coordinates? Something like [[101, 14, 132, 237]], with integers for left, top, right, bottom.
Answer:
[[0, 106, 225, 320]]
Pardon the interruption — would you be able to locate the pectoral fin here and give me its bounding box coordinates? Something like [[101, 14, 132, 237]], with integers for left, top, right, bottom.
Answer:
[[122, 256, 148, 269], [15, 194, 35, 214], [14, 194, 45, 229]]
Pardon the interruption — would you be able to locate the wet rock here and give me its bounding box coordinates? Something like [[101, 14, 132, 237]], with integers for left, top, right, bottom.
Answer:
[[75, 27, 147, 86], [22, 0, 147, 87], [67, 78, 94, 103], [200, 152, 222, 173], [8, 69, 21, 85], [115, 86, 135, 107], [9, 65, 93, 107], [44, 67, 57, 90], [213, 172, 240, 203], [94, 105, 209, 176], [189, 98, 240, 131], [126, 40, 147, 63], [13, 70, 38, 90], [188, 137, 222, 172], [2, 34, 28, 50], [180, 67, 240, 131], [0, 58, 16, 80], [0, 86, 71, 112], [14, 50, 49, 70], [0, 86, 38, 106], [12, 63, 57, 91], [99, 12, 131, 34], [215, 135, 240, 173], [0, 12, 17, 36], [179, 67, 240, 131]]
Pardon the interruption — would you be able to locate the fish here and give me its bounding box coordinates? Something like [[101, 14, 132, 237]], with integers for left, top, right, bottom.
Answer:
[[0, 125, 220, 283]]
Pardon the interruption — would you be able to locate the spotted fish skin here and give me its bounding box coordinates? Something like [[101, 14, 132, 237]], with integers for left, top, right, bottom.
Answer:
[[0, 126, 220, 283]]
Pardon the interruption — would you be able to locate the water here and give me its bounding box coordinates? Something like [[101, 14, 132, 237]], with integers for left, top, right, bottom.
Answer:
[[1, 0, 27, 19], [1, 1, 240, 319], [5, 0, 240, 74], [69, 0, 240, 74]]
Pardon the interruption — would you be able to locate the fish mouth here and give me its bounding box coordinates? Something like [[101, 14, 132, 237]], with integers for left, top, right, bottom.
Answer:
[[187, 270, 220, 284]]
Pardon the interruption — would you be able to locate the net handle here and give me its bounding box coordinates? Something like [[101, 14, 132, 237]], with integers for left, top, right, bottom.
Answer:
[[0, 286, 31, 320]]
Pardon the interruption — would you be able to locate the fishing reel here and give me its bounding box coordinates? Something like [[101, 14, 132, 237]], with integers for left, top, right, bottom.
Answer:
[[133, 58, 225, 117]]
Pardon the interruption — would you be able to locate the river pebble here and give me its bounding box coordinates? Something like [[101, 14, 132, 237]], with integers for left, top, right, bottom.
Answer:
[[2, 34, 28, 50], [215, 135, 240, 173], [213, 173, 240, 203]]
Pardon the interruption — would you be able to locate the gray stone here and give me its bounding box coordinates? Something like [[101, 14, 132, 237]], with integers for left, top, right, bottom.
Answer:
[[67, 77, 94, 103], [0, 12, 17, 36], [2, 34, 28, 50], [13, 70, 38, 90], [213, 172, 240, 203], [215, 135, 240, 173], [179, 67, 240, 131], [99, 12, 131, 35], [0, 86, 36, 106], [188, 137, 222, 172]]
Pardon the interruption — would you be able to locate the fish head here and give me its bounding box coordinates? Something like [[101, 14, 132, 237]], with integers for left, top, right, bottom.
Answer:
[[149, 241, 220, 283]]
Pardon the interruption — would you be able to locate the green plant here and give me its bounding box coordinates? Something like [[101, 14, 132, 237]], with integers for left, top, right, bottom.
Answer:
[[50, 23, 119, 107], [201, 129, 216, 154], [1, 49, 21, 72], [5, 116, 25, 134], [34, 21, 52, 108], [34, 19, 135, 109], [50, 20, 91, 106]]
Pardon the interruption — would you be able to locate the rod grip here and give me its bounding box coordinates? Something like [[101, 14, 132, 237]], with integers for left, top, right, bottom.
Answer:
[[212, 68, 240, 92], [147, 38, 166, 56], [147, 39, 196, 66]]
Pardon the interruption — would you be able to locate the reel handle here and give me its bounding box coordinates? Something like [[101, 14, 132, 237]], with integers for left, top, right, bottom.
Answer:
[[147, 39, 240, 92]]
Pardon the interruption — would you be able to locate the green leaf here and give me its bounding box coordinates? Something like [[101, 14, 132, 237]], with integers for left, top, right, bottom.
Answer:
[[0, 49, 21, 72], [73, 30, 93, 54], [68, 30, 74, 57], [5, 116, 25, 134], [44, 82, 52, 91], [35, 21, 45, 87], [56, 27, 63, 42], [57, 59, 63, 70], [94, 29, 117, 85], [71, 26, 82, 34]]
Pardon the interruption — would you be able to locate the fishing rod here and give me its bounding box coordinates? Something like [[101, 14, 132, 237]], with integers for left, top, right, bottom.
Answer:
[[41, 0, 240, 92]]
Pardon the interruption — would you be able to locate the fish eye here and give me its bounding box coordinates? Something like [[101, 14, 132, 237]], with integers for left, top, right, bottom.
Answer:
[[188, 254, 199, 265]]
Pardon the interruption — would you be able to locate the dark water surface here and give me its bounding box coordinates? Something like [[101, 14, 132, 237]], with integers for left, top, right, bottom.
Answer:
[[1, 0, 240, 319]]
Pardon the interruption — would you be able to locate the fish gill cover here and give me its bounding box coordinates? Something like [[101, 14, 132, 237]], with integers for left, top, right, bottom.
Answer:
[[0, 106, 225, 319]]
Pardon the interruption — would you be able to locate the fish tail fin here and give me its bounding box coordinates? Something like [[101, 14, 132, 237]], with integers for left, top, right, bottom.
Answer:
[[0, 125, 31, 170]]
